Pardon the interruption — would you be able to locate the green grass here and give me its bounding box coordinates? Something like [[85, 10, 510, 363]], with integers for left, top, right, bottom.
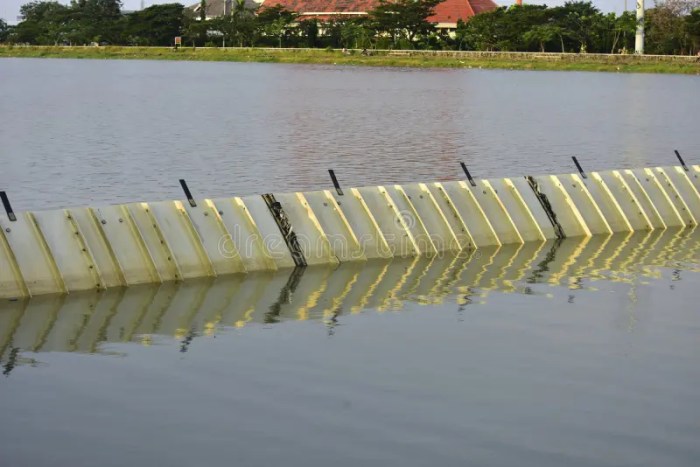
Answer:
[[2, 45, 699, 74]]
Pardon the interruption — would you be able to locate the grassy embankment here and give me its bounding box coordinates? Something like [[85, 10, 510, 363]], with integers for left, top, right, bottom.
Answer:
[[1, 45, 699, 74]]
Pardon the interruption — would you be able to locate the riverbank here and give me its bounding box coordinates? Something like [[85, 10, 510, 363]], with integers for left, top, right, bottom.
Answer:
[[1, 45, 699, 73]]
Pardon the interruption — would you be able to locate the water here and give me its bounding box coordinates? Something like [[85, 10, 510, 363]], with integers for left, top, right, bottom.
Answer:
[[0, 58, 698, 211], [1, 58, 700, 466]]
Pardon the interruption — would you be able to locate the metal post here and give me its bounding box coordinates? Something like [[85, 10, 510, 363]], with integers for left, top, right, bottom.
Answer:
[[572, 156, 587, 179], [635, 0, 644, 54], [0, 191, 17, 222], [179, 179, 197, 207], [328, 170, 343, 196], [675, 150, 689, 172], [460, 162, 477, 187]]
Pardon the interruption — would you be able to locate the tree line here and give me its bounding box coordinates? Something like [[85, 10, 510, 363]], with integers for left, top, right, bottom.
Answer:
[[1, 0, 699, 55]]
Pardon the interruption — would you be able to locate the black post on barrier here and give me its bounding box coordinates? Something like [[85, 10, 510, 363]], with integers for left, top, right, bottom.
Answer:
[[179, 179, 197, 207], [328, 170, 343, 196], [572, 156, 587, 179], [675, 150, 689, 172], [460, 162, 477, 187], [0, 191, 17, 222]]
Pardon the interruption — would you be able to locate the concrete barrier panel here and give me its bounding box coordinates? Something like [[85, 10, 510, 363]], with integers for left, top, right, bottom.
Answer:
[[211, 197, 285, 271], [304, 190, 367, 262], [437, 181, 501, 247], [32, 209, 103, 292], [274, 192, 338, 266], [355, 186, 419, 257], [126, 203, 181, 281], [531, 175, 590, 237], [619, 170, 667, 229], [486, 178, 549, 242], [651, 167, 698, 226], [240, 195, 296, 269], [425, 183, 475, 250], [184, 199, 247, 275], [553, 174, 613, 235], [0, 228, 28, 299], [629, 168, 684, 228], [69, 207, 126, 288], [395, 183, 461, 253], [595, 171, 653, 231], [583, 174, 633, 233], [0, 213, 65, 296], [148, 201, 216, 279]]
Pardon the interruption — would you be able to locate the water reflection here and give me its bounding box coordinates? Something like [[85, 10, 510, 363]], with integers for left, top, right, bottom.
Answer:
[[1, 228, 699, 374]]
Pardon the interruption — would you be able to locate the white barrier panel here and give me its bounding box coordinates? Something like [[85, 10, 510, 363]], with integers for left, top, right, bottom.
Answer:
[[532, 175, 590, 237], [148, 201, 216, 279], [437, 181, 502, 247], [629, 168, 684, 228], [486, 178, 548, 242], [594, 171, 653, 231], [553, 174, 612, 235], [504, 177, 557, 239], [31, 209, 103, 292], [184, 200, 247, 275], [651, 167, 698, 226], [92, 205, 161, 285], [274, 192, 338, 266], [394, 184, 461, 253], [383, 185, 438, 255], [240, 196, 296, 269], [0, 213, 65, 296], [331, 189, 392, 260], [618, 170, 666, 229], [0, 228, 28, 299], [303, 190, 367, 262], [211, 197, 283, 271], [582, 174, 633, 233], [355, 186, 419, 257], [425, 183, 475, 250], [126, 203, 181, 281]]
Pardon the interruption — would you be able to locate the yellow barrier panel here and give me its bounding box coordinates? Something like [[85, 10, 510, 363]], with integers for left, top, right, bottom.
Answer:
[[91, 205, 161, 285], [0, 212, 65, 296], [0, 227, 28, 299], [582, 174, 633, 233], [355, 186, 419, 257], [240, 195, 297, 269], [532, 175, 591, 237], [275, 192, 338, 266], [331, 189, 392, 260], [486, 178, 549, 242], [689, 165, 700, 194], [629, 168, 684, 228], [32, 210, 103, 292], [554, 174, 613, 235], [395, 183, 461, 252], [619, 170, 667, 229], [473, 180, 524, 244], [148, 201, 216, 279], [504, 177, 557, 239], [126, 203, 181, 281], [437, 181, 502, 247], [303, 190, 367, 262], [184, 200, 247, 275], [594, 171, 653, 231], [383, 185, 438, 255], [69, 207, 126, 288], [425, 183, 476, 250], [211, 197, 284, 271], [651, 167, 698, 226]]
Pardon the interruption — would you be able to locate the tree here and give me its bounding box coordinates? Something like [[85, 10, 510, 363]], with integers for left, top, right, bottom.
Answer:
[[0, 19, 9, 42], [370, 0, 442, 47], [523, 24, 562, 52], [256, 5, 296, 47], [124, 3, 185, 46], [211, 0, 257, 46], [688, 9, 700, 53]]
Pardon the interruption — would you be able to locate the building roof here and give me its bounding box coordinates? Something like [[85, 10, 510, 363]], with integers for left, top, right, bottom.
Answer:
[[260, 0, 498, 25]]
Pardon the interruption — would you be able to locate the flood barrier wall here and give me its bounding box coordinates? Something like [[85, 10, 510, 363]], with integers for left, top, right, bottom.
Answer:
[[1, 165, 699, 300]]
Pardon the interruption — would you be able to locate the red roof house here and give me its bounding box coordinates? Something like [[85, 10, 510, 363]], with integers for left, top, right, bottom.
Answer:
[[261, 0, 498, 29]]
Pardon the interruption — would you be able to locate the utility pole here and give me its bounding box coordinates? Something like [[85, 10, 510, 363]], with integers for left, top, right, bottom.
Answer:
[[635, 0, 644, 54]]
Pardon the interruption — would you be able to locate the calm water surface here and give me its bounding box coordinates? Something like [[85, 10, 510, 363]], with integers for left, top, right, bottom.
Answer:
[[1, 58, 700, 466], [0, 58, 698, 210]]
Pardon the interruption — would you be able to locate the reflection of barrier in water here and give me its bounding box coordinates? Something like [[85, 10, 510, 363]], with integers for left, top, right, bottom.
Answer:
[[1, 164, 699, 299], [1, 229, 699, 370]]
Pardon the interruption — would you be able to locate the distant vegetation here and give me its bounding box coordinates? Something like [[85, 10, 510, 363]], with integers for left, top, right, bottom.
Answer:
[[1, 0, 699, 55]]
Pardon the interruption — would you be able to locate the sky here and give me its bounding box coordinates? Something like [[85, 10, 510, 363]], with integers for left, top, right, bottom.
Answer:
[[1, 0, 629, 24]]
